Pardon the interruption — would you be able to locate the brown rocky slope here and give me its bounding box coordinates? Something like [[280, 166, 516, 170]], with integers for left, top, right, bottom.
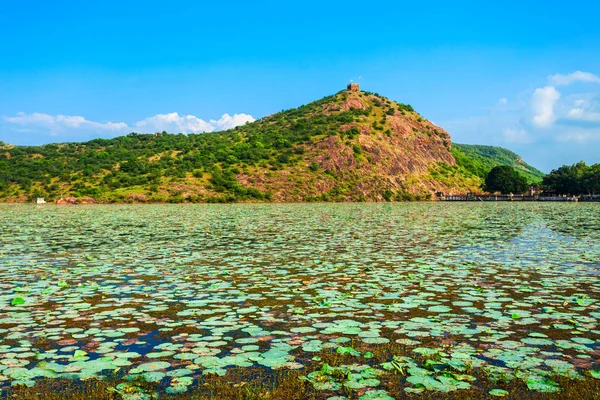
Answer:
[[235, 86, 480, 201]]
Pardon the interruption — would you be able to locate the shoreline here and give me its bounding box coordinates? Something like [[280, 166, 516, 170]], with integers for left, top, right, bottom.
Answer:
[[0, 200, 597, 206]]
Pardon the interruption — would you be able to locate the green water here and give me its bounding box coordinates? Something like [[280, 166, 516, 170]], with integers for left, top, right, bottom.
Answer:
[[0, 203, 599, 395]]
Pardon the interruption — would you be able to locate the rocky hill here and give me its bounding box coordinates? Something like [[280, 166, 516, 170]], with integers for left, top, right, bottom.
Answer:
[[0, 86, 539, 203]]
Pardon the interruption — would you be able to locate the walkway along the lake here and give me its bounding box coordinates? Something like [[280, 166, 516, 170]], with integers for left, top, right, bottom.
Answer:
[[439, 194, 600, 202]]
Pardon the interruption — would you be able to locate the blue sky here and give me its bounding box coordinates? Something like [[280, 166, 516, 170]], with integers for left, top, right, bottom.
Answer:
[[1, 1, 600, 172]]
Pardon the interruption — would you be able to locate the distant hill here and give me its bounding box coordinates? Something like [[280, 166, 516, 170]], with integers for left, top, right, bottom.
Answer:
[[452, 144, 545, 184], [0, 86, 541, 203]]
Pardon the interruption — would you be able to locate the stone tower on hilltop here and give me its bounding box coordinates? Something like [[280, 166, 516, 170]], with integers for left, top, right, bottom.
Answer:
[[347, 83, 360, 92]]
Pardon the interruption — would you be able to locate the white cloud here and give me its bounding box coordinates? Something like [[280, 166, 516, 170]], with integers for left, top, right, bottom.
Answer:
[[498, 98, 508, 105], [531, 86, 560, 128], [210, 113, 255, 131], [4, 112, 129, 135], [3, 111, 256, 137], [134, 112, 255, 134], [433, 70, 600, 170], [549, 71, 600, 86], [502, 128, 533, 144], [134, 112, 213, 133]]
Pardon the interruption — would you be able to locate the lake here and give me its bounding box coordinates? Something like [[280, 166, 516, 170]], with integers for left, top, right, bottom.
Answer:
[[0, 203, 599, 397]]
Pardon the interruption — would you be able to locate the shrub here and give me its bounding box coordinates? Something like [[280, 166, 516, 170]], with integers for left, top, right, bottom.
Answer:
[[383, 189, 393, 201]]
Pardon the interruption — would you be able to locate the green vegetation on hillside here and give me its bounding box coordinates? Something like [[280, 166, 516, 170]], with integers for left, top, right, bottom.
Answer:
[[452, 144, 544, 184], [0, 89, 543, 203], [0, 93, 366, 202]]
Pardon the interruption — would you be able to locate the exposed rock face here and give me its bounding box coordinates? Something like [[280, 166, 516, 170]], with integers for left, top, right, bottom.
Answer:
[[56, 197, 77, 204], [126, 194, 148, 202], [78, 197, 96, 204], [55, 196, 96, 204]]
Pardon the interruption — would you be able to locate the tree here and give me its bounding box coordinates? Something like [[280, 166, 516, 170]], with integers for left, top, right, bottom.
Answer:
[[586, 164, 600, 195], [542, 162, 598, 195], [484, 166, 529, 194]]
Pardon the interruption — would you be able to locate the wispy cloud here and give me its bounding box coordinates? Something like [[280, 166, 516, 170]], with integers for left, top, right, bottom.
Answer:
[[4, 112, 128, 135], [549, 71, 600, 86], [566, 108, 600, 122], [555, 129, 600, 143], [502, 128, 533, 144]]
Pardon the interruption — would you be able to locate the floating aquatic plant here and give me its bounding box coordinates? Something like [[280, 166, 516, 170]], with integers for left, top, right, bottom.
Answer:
[[0, 203, 598, 396]]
